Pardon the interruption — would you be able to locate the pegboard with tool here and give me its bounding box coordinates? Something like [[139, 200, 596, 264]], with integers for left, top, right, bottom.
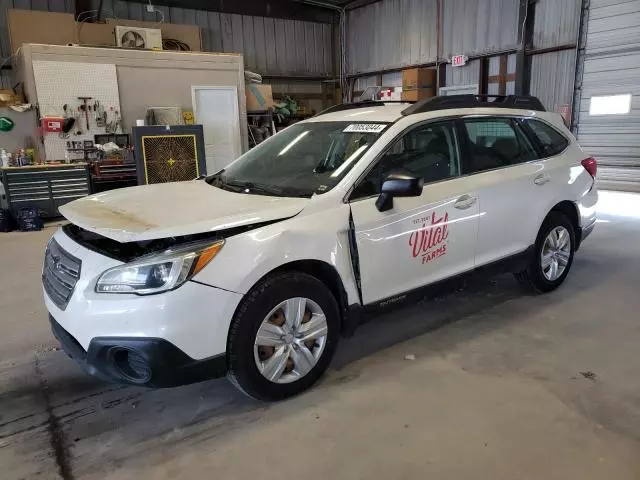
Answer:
[[32, 60, 123, 162]]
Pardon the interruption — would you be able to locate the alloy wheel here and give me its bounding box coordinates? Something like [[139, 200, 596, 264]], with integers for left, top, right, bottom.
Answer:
[[541, 226, 571, 281]]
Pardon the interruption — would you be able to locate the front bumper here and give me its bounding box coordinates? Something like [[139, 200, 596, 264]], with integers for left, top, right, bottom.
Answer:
[[44, 228, 244, 361], [44, 227, 245, 387], [50, 316, 227, 387]]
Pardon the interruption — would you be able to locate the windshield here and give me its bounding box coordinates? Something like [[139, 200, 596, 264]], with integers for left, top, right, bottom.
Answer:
[[207, 121, 389, 197]]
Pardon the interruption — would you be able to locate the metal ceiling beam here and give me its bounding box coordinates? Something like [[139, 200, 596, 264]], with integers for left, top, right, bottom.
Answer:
[[515, 0, 536, 95], [343, 0, 383, 10], [125, 0, 337, 23], [295, 0, 343, 10]]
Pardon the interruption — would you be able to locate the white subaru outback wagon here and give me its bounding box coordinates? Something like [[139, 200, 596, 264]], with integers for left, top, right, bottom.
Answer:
[[44, 95, 598, 400]]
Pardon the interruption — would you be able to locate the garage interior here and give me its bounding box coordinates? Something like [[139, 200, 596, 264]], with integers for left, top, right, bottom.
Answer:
[[1, 0, 639, 479]]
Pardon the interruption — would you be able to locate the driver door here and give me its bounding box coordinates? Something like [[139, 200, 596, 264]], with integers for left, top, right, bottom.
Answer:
[[349, 120, 480, 305]]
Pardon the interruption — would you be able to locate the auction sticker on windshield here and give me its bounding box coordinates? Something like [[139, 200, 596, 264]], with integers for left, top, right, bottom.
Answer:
[[343, 124, 387, 133]]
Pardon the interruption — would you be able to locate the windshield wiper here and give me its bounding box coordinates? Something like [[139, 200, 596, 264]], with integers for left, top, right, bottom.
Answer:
[[220, 180, 310, 198]]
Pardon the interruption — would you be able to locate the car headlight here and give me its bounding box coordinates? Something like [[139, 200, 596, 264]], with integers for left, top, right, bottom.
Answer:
[[95, 240, 224, 295]]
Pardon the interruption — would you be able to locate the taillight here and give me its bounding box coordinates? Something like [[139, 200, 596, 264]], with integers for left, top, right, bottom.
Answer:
[[581, 157, 597, 178]]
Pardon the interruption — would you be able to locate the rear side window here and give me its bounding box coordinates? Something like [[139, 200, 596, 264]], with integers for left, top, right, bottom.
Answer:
[[462, 118, 537, 173], [523, 119, 569, 157]]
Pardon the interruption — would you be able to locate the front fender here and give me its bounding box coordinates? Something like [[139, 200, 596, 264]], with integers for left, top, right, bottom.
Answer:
[[193, 204, 361, 305]]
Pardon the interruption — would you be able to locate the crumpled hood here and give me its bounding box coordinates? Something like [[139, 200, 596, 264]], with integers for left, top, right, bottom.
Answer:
[[59, 181, 309, 242]]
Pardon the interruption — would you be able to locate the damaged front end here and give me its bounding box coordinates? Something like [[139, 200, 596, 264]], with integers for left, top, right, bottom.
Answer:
[[62, 219, 282, 262]]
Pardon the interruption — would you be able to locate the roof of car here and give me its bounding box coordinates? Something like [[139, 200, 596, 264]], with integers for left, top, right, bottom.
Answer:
[[304, 95, 551, 125], [304, 102, 411, 123]]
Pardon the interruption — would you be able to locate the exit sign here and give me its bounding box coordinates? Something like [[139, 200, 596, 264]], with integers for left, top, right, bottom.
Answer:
[[451, 55, 467, 67]]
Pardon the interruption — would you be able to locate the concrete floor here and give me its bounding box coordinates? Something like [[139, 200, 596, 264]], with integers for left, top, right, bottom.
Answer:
[[1, 191, 639, 479]]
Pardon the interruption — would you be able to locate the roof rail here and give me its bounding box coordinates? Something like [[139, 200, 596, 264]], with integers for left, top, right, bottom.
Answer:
[[401, 95, 546, 116], [315, 100, 414, 117]]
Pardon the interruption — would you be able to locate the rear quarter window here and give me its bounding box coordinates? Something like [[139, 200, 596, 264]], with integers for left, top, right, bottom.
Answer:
[[523, 119, 569, 157], [461, 118, 537, 173]]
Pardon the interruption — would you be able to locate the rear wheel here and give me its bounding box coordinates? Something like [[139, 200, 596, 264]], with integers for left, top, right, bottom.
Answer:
[[514, 211, 575, 293], [227, 272, 340, 401]]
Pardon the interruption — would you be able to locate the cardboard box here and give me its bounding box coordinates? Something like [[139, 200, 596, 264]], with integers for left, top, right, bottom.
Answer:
[[8, 9, 76, 54], [401, 88, 434, 102], [402, 68, 436, 90], [0, 89, 21, 107], [246, 84, 274, 111], [78, 23, 116, 47]]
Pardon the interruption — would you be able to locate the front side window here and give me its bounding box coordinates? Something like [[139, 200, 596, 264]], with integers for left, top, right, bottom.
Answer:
[[462, 118, 537, 173], [523, 118, 569, 157], [352, 121, 460, 199], [207, 121, 389, 197]]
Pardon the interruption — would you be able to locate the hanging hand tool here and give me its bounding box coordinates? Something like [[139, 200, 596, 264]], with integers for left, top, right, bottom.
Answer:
[[95, 100, 106, 128], [75, 108, 83, 135], [78, 96, 93, 131], [59, 104, 71, 138]]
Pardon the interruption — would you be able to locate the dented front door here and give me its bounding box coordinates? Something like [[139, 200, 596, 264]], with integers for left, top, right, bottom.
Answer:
[[350, 178, 480, 305]]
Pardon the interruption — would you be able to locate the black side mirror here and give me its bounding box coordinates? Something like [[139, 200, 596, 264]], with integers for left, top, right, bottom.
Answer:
[[375, 173, 424, 212]]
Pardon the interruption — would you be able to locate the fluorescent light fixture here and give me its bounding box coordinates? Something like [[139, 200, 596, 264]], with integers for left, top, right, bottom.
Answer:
[[278, 131, 309, 156], [589, 94, 632, 115]]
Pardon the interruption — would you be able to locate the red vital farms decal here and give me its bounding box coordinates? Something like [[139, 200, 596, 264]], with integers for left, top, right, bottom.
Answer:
[[409, 211, 449, 264]]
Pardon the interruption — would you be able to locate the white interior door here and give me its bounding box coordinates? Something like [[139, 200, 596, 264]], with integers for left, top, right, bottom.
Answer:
[[192, 86, 242, 174]]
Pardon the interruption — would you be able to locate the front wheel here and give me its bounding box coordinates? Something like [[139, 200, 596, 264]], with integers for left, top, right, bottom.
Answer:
[[514, 211, 575, 293], [227, 272, 340, 401]]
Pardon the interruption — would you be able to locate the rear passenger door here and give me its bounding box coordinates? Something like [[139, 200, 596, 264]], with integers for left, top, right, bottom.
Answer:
[[458, 117, 545, 266], [521, 117, 573, 189]]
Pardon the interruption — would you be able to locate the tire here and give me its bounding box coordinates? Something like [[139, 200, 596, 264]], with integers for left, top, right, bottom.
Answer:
[[514, 211, 576, 293], [227, 271, 340, 401]]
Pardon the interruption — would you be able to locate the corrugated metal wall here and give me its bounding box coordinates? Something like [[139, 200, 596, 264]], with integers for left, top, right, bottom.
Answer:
[[346, 0, 438, 75], [354, 74, 378, 92], [530, 49, 577, 112], [441, 0, 519, 58], [345, 0, 520, 75], [529, 0, 581, 114], [0, 1, 331, 81], [576, 0, 640, 192], [344, 0, 580, 107], [445, 59, 480, 87], [90, 0, 332, 77], [533, 0, 581, 49]]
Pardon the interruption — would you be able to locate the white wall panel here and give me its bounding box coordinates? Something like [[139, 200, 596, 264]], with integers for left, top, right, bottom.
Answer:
[[381, 71, 402, 87], [354, 74, 378, 92]]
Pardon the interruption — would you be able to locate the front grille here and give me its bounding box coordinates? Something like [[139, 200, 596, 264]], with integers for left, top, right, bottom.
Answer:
[[43, 238, 81, 310]]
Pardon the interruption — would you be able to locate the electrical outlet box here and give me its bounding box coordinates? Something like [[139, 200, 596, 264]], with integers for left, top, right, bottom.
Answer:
[[146, 4, 155, 12]]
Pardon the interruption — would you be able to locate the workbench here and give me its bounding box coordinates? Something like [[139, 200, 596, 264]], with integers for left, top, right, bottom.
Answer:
[[1, 164, 90, 218]]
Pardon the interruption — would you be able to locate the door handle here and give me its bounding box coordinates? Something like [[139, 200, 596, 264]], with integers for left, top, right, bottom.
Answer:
[[453, 194, 477, 210], [534, 174, 550, 186]]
